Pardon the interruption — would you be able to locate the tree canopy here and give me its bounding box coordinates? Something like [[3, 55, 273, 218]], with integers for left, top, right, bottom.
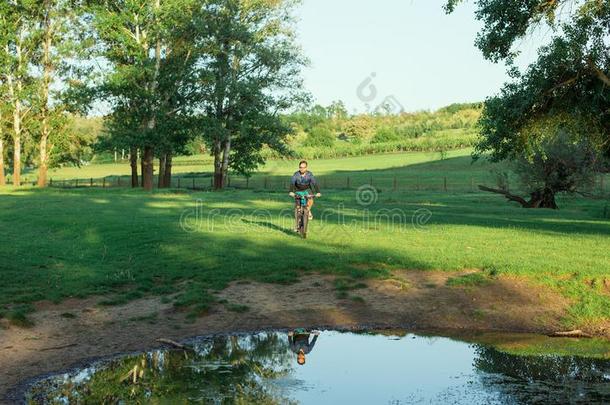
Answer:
[[448, 0, 609, 207]]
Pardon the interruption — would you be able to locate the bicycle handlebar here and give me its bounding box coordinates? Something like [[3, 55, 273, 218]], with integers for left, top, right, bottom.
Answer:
[[290, 193, 319, 199]]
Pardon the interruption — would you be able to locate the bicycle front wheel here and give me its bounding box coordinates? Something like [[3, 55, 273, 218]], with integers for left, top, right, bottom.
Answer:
[[300, 208, 309, 238]]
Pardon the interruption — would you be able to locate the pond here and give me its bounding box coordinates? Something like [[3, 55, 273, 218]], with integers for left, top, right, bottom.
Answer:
[[26, 330, 610, 404]]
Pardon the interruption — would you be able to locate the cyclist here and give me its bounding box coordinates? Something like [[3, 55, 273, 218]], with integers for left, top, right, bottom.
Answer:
[[288, 329, 320, 365], [288, 160, 321, 232]]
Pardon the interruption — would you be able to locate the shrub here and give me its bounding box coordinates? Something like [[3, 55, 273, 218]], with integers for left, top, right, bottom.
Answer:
[[372, 127, 401, 144], [304, 126, 335, 147]]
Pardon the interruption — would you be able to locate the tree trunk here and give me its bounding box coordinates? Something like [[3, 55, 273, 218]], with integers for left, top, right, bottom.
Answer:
[[5, 40, 24, 187], [38, 132, 49, 187], [38, 16, 52, 188], [213, 139, 223, 189], [528, 188, 558, 209], [143, 0, 161, 190], [38, 0, 56, 188], [478, 185, 558, 209], [142, 146, 154, 191], [221, 137, 231, 187], [163, 153, 172, 188], [140, 152, 145, 187], [7, 71, 22, 187], [12, 101, 21, 187], [130, 146, 139, 187], [158, 153, 166, 188], [0, 136, 5, 186], [0, 107, 5, 186]]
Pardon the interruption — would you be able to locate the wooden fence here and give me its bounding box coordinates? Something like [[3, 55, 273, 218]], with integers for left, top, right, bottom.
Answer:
[[46, 173, 610, 196]]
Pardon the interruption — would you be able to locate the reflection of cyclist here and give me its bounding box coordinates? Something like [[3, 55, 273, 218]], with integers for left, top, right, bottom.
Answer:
[[288, 329, 320, 366], [288, 160, 321, 232]]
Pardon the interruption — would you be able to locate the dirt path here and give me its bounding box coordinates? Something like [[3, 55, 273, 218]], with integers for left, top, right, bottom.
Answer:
[[0, 269, 598, 403]]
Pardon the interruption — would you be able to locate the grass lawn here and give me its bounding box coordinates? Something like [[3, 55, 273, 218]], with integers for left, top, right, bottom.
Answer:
[[1, 151, 609, 328]]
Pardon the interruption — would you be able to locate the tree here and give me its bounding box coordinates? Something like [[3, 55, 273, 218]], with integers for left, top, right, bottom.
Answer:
[[343, 115, 374, 144], [0, 1, 39, 186], [87, 0, 201, 190], [327, 100, 348, 121], [304, 125, 334, 148], [447, 1, 609, 156], [0, 2, 7, 186], [197, 0, 307, 189], [479, 114, 603, 209], [447, 0, 609, 207], [31, 0, 86, 187], [34, 0, 70, 186]]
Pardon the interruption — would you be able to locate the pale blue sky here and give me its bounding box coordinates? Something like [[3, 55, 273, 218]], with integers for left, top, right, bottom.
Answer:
[[295, 0, 546, 113]]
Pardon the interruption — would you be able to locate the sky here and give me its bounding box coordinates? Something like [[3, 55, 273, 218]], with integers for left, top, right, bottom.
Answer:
[[294, 0, 547, 113]]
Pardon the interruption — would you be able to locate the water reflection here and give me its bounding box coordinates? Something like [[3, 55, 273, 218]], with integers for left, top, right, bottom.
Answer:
[[27, 331, 610, 404], [288, 328, 320, 366]]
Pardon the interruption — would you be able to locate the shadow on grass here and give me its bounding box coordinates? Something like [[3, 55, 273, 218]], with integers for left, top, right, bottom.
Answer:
[[0, 184, 609, 325], [241, 218, 297, 237]]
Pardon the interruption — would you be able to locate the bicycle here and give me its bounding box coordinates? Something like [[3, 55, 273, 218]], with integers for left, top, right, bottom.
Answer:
[[291, 192, 318, 239]]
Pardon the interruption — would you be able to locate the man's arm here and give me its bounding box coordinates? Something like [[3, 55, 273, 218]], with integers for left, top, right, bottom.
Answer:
[[289, 173, 297, 192], [309, 173, 320, 194], [307, 334, 318, 350]]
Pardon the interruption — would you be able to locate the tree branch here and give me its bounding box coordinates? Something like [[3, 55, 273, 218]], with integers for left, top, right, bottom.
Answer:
[[587, 57, 610, 87], [478, 185, 531, 207]]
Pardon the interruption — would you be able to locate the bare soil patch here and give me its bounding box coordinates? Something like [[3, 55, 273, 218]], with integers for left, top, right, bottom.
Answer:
[[0, 269, 598, 403]]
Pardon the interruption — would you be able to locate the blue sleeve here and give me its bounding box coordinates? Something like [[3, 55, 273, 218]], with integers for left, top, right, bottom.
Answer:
[[289, 173, 297, 192], [309, 173, 320, 193]]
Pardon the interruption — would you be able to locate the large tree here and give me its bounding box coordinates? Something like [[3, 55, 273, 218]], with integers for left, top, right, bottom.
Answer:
[[0, 1, 40, 186], [447, 0, 609, 207], [87, 0, 201, 190], [34, 0, 74, 186], [197, 0, 307, 190]]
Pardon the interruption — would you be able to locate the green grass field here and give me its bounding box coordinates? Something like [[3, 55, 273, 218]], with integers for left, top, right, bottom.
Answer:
[[1, 150, 609, 328]]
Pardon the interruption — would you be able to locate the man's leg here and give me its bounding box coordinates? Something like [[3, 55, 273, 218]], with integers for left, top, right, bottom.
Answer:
[[294, 203, 300, 232], [307, 199, 314, 220]]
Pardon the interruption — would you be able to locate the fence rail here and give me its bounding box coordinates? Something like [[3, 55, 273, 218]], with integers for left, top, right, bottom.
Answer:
[[45, 173, 610, 196]]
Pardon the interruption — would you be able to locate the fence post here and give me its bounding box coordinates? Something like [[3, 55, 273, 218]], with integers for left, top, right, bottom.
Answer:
[[103, 177, 106, 188], [443, 177, 447, 192], [117, 176, 121, 186], [90, 178, 93, 187], [177, 177, 181, 188], [264, 177, 268, 189], [50, 178, 53, 187], [75, 179, 78, 188], [192, 177, 195, 189], [416, 177, 419, 191]]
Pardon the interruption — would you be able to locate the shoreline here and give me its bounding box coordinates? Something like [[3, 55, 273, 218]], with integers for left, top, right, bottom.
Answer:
[[2, 270, 608, 403]]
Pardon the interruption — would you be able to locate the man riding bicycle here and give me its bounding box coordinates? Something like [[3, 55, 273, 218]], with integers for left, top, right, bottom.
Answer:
[[289, 160, 321, 233]]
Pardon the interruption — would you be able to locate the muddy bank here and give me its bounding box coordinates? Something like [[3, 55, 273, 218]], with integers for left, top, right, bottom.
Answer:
[[0, 269, 603, 403]]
